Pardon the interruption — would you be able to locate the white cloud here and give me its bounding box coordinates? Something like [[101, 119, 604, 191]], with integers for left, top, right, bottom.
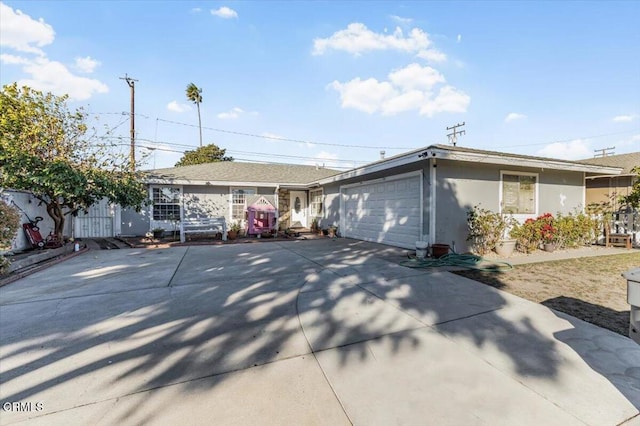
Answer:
[[0, 53, 30, 65], [457, 34, 462, 43], [536, 139, 592, 160], [217, 107, 245, 119], [0, 2, 55, 55], [17, 57, 108, 101], [329, 63, 469, 117], [390, 15, 413, 25], [612, 114, 637, 122], [419, 86, 470, 117], [505, 112, 526, 122], [329, 78, 396, 114], [190, 7, 202, 13], [211, 6, 238, 19], [166, 101, 192, 113], [74, 56, 100, 73], [0, 3, 107, 101], [388, 63, 445, 91], [312, 23, 446, 62]]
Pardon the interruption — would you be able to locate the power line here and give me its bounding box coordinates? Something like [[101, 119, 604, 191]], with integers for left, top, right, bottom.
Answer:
[[110, 140, 366, 166], [89, 111, 638, 152]]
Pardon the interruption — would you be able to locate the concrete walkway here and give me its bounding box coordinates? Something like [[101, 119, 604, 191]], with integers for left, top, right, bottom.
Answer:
[[0, 239, 638, 425]]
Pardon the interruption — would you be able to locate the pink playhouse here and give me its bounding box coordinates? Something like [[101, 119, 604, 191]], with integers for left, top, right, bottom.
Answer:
[[245, 195, 278, 236]]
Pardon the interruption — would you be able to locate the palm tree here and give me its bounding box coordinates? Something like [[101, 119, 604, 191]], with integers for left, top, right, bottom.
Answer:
[[186, 83, 203, 147]]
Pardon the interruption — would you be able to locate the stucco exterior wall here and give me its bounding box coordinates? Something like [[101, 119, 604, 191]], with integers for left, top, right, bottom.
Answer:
[[435, 160, 587, 252]]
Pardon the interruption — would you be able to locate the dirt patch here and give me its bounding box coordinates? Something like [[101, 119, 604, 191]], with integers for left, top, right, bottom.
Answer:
[[454, 252, 640, 337]]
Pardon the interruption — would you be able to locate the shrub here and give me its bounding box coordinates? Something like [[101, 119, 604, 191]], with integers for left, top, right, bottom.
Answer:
[[466, 205, 516, 255], [510, 211, 599, 253], [0, 201, 21, 274], [510, 218, 541, 253], [554, 211, 598, 248]]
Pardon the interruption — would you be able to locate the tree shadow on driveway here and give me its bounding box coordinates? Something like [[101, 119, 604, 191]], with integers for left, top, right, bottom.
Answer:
[[1, 239, 637, 424]]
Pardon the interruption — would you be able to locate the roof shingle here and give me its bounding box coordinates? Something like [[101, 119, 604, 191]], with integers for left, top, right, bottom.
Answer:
[[576, 152, 640, 174], [146, 162, 340, 185]]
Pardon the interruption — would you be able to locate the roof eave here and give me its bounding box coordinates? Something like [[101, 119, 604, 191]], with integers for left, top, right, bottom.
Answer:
[[145, 178, 308, 187], [430, 148, 624, 174], [316, 146, 623, 185]]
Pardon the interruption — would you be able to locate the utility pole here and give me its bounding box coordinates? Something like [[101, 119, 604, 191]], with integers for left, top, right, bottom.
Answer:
[[446, 122, 466, 147], [120, 74, 138, 171], [593, 146, 615, 158]]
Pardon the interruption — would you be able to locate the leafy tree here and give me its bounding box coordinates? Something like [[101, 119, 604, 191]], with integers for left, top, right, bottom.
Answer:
[[0, 199, 20, 273], [622, 166, 640, 208], [0, 83, 149, 242], [175, 143, 233, 167], [186, 83, 203, 147]]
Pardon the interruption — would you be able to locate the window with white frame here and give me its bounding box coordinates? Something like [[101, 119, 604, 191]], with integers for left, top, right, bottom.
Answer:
[[152, 187, 181, 220], [500, 172, 537, 214], [231, 188, 256, 221], [310, 189, 323, 217]]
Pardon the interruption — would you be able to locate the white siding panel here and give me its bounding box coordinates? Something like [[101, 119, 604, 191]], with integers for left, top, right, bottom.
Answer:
[[74, 199, 115, 238], [342, 174, 421, 249]]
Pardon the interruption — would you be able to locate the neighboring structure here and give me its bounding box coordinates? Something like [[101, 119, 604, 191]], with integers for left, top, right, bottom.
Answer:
[[578, 152, 640, 210]]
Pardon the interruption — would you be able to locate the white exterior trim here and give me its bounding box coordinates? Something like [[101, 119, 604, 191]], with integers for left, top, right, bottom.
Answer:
[[499, 170, 539, 219], [339, 170, 422, 190], [149, 184, 183, 232], [430, 158, 437, 245], [316, 146, 622, 187], [229, 187, 257, 224]]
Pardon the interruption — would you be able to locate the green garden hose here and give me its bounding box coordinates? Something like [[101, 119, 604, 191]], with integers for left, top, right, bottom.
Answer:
[[400, 252, 513, 272]]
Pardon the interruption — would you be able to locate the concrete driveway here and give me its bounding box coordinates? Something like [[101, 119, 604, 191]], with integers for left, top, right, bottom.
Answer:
[[1, 239, 638, 425]]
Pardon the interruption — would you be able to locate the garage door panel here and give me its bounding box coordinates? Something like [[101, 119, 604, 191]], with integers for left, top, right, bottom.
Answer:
[[342, 174, 421, 249]]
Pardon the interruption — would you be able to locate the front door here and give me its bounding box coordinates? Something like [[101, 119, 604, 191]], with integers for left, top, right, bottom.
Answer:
[[289, 191, 308, 228]]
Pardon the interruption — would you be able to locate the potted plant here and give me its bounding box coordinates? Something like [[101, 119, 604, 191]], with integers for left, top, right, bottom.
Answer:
[[538, 213, 557, 252], [152, 227, 164, 239], [310, 218, 319, 233], [227, 221, 241, 240], [495, 212, 518, 257]]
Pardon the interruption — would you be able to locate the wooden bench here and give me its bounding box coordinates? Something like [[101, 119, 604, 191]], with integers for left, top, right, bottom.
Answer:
[[607, 233, 632, 249], [180, 217, 227, 243]]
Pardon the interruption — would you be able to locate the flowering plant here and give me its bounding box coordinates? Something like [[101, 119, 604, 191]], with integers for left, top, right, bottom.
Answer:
[[536, 213, 556, 244]]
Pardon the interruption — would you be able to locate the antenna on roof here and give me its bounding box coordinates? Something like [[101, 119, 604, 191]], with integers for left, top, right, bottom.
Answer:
[[446, 122, 466, 147], [593, 146, 615, 158]]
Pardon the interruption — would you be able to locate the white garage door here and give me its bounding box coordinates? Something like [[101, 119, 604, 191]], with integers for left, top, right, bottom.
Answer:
[[341, 173, 422, 249]]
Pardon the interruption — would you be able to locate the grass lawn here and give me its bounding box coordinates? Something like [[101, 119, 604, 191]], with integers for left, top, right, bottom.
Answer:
[[454, 252, 640, 337]]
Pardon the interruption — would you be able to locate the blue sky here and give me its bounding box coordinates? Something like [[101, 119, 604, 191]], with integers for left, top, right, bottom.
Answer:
[[1, 1, 638, 170]]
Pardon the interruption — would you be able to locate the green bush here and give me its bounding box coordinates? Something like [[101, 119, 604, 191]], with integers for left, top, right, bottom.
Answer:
[[554, 211, 598, 248], [0, 201, 21, 274], [510, 211, 598, 253], [510, 218, 541, 253], [466, 205, 516, 255]]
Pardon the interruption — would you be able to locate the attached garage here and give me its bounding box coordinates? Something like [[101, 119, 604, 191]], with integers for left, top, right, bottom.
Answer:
[[340, 172, 423, 249]]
